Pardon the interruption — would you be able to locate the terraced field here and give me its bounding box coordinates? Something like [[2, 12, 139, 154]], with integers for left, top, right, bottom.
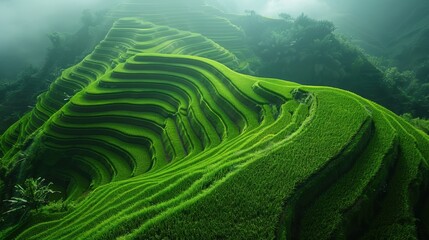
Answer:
[[0, 18, 244, 167], [1, 1, 429, 240], [108, 0, 256, 66]]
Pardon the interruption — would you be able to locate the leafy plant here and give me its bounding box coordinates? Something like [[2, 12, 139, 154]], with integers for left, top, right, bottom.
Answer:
[[42, 199, 76, 214], [3, 178, 57, 217]]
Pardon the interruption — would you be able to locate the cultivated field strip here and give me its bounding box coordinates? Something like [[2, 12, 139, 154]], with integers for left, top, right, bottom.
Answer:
[[298, 97, 398, 239], [108, 0, 255, 65], [0, 18, 244, 167], [30, 53, 288, 199]]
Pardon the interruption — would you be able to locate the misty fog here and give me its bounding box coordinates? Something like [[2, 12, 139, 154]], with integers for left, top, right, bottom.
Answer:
[[0, 0, 121, 80], [213, 0, 429, 55], [213, 0, 334, 20], [212, 0, 424, 31], [1, 0, 428, 80]]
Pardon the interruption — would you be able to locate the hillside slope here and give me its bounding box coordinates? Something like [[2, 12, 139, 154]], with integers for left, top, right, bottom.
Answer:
[[0, 7, 429, 240]]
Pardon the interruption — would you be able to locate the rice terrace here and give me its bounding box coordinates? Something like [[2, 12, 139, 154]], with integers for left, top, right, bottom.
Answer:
[[1, 0, 429, 239]]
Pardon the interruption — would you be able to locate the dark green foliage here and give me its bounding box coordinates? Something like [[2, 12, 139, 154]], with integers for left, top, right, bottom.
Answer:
[[234, 13, 340, 82], [380, 67, 429, 117], [232, 12, 429, 119], [40, 200, 76, 214], [334, 0, 429, 118], [291, 89, 312, 104], [0, 67, 42, 134], [3, 178, 57, 219]]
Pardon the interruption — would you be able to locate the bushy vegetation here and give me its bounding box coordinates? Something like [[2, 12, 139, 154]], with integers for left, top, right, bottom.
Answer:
[[232, 12, 429, 118], [3, 178, 57, 216], [366, 53, 429, 117]]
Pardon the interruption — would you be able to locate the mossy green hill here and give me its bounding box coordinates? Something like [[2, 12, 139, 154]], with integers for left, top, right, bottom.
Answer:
[[1, 2, 429, 240]]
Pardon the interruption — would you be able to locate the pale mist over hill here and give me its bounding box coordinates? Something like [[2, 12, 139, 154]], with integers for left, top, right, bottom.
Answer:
[[0, 0, 121, 79]]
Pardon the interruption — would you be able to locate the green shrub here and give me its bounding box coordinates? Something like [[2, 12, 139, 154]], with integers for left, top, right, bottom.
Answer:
[[3, 178, 58, 218]]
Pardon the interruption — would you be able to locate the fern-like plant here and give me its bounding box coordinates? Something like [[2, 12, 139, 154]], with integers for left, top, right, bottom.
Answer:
[[3, 177, 57, 217]]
